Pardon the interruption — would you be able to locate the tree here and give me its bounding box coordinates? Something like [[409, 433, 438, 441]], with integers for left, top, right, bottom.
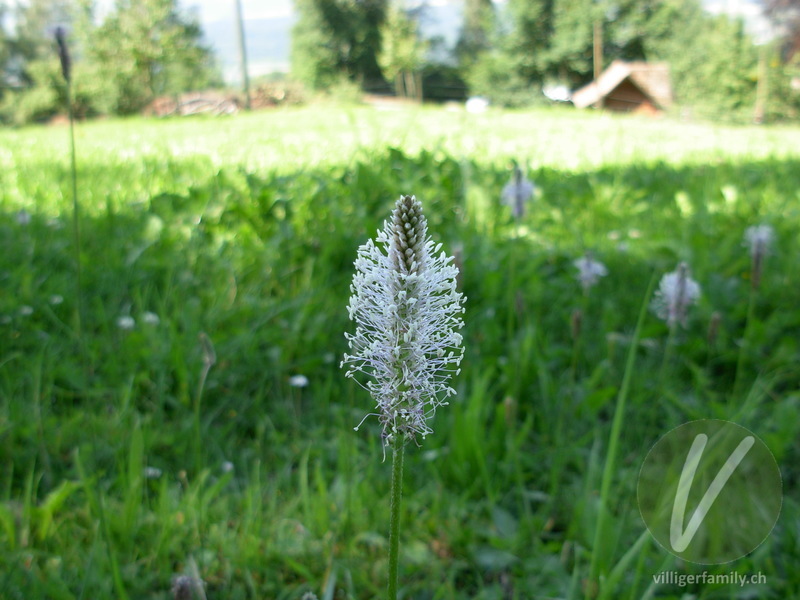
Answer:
[[646, 0, 758, 118], [378, 4, 426, 99], [541, 0, 692, 87], [764, 0, 800, 61], [544, 0, 596, 84], [456, 0, 494, 69], [464, 0, 554, 105], [0, 2, 11, 89], [764, 0, 800, 119], [88, 0, 218, 114], [506, 0, 555, 81], [291, 0, 387, 90]]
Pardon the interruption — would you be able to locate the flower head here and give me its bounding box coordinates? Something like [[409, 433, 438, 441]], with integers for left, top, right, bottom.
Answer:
[[573, 253, 608, 293], [54, 26, 71, 83], [652, 262, 701, 328], [501, 165, 536, 219], [16, 210, 31, 226], [342, 195, 465, 444], [144, 466, 163, 479], [117, 315, 135, 330], [744, 224, 774, 289], [171, 574, 203, 600], [289, 374, 309, 388]]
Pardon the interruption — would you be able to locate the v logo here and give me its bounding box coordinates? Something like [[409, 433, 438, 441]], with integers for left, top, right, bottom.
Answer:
[[670, 433, 755, 552]]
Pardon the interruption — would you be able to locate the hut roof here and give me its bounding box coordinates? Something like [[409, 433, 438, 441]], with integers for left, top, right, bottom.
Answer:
[[572, 60, 673, 110]]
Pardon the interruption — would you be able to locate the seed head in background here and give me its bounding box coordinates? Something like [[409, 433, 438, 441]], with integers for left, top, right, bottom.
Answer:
[[574, 252, 608, 293], [744, 224, 774, 289], [501, 163, 536, 220], [652, 262, 701, 328], [54, 26, 71, 83], [342, 195, 466, 445]]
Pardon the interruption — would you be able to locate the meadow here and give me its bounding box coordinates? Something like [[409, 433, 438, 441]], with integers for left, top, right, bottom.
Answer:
[[0, 104, 799, 600]]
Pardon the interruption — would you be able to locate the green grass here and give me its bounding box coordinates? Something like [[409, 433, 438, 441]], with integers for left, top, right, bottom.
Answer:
[[1, 103, 799, 599]]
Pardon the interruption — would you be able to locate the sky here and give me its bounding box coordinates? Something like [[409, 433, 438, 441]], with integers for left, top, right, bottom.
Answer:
[[96, 0, 485, 25], [184, 0, 293, 23], [95, 0, 772, 37], [94, 0, 294, 24]]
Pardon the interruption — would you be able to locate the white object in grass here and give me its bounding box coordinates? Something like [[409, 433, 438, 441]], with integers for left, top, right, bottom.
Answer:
[[574, 253, 608, 292], [652, 262, 701, 328]]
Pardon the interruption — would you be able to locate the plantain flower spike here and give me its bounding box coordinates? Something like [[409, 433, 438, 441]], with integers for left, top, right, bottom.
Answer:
[[501, 163, 536, 219], [342, 195, 466, 445], [744, 224, 774, 289], [54, 27, 71, 83], [652, 262, 701, 328], [574, 252, 608, 293]]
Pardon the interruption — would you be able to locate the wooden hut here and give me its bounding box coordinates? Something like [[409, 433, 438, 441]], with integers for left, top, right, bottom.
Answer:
[[572, 61, 673, 115]]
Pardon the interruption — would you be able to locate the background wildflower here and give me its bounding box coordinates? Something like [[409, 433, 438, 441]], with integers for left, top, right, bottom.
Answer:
[[652, 262, 701, 328], [573, 253, 608, 293], [744, 224, 774, 289], [342, 195, 465, 444], [116, 315, 135, 330], [501, 164, 536, 219], [142, 311, 160, 325], [144, 466, 162, 479], [16, 210, 31, 225], [289, 374, 309, 388]]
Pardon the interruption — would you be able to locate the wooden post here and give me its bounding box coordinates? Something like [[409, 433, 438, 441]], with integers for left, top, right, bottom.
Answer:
[[593, 18, 603, 108]]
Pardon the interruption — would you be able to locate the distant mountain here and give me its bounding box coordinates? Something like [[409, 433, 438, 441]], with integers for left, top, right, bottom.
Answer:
[[204, 15, 295, 83]]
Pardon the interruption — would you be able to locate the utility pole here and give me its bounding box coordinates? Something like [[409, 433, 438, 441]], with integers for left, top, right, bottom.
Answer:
[[234, 0, 251, 110], [593, 18, 603, 109]]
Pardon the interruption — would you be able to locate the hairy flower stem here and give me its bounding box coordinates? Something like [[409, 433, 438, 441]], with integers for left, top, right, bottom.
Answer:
[[58, 29, 84, 348], [658, 323, 678, 390], [569, 295, 589, 386], [69, 108, 85, 346], [505, 239, 518, 343], [387, 433, 405, 600], [733, 285, 757, 399]]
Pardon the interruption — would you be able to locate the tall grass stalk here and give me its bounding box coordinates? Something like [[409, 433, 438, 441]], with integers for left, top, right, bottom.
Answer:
[[733, 284, 757, 399], [75, 449, 129, 600], [57, 29, 83, 343], [586, 273, 656, 598], [193, 332, 216, 474]]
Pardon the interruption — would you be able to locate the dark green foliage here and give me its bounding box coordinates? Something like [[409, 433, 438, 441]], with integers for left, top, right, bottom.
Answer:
[[291, 0, 388, 90], [649, 5, 758, 119], [456, 0, 495, 69], [86, 0, 218, 115], [421, 64, 468, 102]]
